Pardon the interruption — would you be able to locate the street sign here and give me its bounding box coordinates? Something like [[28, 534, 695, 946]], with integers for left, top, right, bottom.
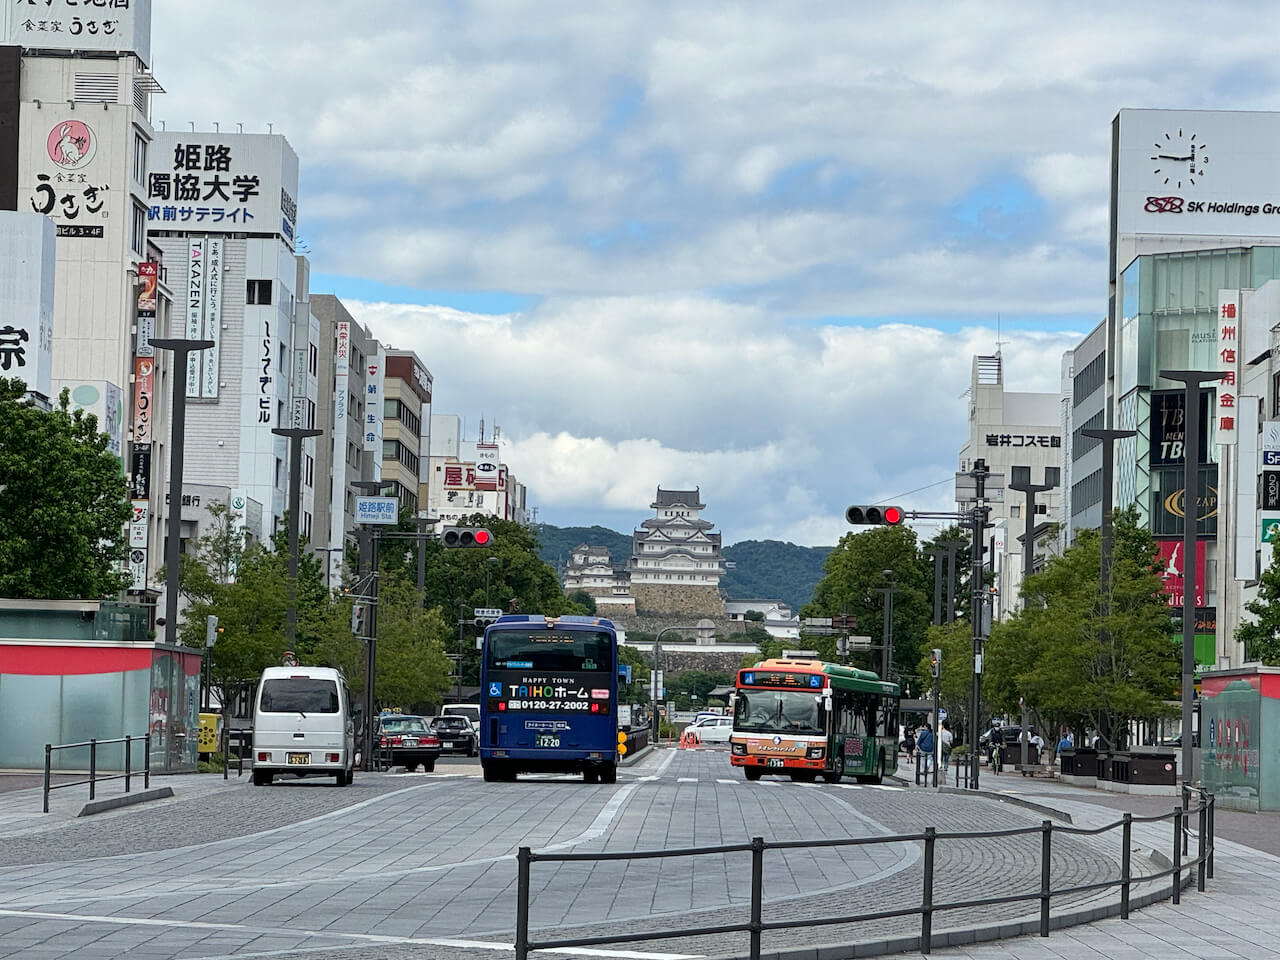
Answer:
[[956, 471, 1005, 504], [473, 607, 503, 619], [354, 496, 399, 525], [847, 636, 873, 650], [782, 649, 819, 658], [802, 617, 832, 627]]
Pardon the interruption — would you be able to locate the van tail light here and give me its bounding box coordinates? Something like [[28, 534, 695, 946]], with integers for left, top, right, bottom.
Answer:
[[380, 736, 388, 747], [257, 752, 269, 762], [326, 753, 340, 763]]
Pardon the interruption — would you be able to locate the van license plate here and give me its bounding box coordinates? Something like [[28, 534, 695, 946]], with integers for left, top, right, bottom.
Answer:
[[766, 759, 785, 768], [287, 753, 310, 765], [536, 735, 560, 748]]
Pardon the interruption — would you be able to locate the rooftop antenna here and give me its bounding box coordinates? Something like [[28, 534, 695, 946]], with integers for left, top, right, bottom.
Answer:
[[267, 122, 273, 134], [188, 121, 195, 131], [237, 122, 243, 134], [478, 418, 486, 444], [995, 312, 1009, 354], [213, 122, 219, 132]]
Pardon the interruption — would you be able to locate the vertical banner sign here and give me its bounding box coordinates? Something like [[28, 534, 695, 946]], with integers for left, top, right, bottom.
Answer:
[[136, 260, 158, 359], [132, 357, 154, 444], [130, 500, 149, 548], [290, 347, 307, 428], [1217, 290, 1239, 445], [328, 321, 352, 587], [363, 345, 384, 451], [202, 237, 223, 397], [185, 238, 205, 397], [1157, 540, 1207, 607]]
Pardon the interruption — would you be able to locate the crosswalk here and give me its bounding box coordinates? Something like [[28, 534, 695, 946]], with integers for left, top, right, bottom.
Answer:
[[628, 773, 900, 789]]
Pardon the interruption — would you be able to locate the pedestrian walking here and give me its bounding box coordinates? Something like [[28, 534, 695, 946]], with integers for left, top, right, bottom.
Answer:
[[940, 721, 953, 772], [917, 723, 936, 775], [903, 727, 916, 758]]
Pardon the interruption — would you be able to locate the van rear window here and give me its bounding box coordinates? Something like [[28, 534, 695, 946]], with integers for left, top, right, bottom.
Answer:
[[260, 679, 339, 713]]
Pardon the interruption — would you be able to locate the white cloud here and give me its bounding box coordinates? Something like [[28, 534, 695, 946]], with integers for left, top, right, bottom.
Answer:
[[348, 295, 1079, 544]]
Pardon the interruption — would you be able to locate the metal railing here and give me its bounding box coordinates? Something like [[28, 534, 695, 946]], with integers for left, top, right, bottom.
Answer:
[[221, 725, 250, 779], [43, 734, 150, 813], [513, 788, 1215, 959]]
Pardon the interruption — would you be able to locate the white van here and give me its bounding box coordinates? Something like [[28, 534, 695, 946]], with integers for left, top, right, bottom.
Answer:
[[252, 666, 356, 786], [441, 703, 480, 726]]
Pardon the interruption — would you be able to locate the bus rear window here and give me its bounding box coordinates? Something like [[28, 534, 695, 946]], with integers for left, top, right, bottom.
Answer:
[[486, 630, 614, 672], [259, 679, 339, 714]]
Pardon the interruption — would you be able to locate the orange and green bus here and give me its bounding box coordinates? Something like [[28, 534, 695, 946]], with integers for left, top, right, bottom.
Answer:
[[730, 658, 899, 784]]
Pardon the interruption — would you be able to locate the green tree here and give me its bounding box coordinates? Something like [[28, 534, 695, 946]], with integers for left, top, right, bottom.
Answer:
[[915, 619, 974, 740], [984, 508, 1177, 748], [669, 668, 732, 710], [618, 644, 650, 703], [0, 381, 132, 599], [567, 590, 597, 614], [368, 573, 453, 711], [1236, 550, 1280, 664], [744, 609, 765, 622], [804, 525, 931, 685]]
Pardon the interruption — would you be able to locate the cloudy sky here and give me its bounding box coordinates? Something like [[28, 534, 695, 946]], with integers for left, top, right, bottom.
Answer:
[[153, 2, 1280, 546]]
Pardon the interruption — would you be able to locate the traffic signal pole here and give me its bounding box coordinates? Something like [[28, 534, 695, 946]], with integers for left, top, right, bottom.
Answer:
[[969, 459, 989, 791]]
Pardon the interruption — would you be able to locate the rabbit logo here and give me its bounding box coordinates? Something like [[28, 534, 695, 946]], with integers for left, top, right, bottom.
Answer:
[[46, 120, 96, 169]]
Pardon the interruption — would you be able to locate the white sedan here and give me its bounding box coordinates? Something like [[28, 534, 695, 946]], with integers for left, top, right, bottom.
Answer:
[[690, 716, 734, 743]]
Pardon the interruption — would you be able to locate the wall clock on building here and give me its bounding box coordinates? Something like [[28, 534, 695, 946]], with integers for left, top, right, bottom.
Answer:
[[1151, 129, 1207, 187]]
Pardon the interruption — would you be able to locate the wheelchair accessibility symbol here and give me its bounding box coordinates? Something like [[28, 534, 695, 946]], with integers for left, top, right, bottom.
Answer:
[[489, 682, 503, 697]]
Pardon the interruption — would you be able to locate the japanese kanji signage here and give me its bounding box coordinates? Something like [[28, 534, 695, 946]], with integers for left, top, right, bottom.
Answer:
[[984, 434, 1060, 449], [132, 356, 153, 443], [0, 211, 55, 399], [6, 0, 152, 66], [129, 443, 150, 500], [129, 500, 148, 549], [184, 238, 204, 397], [136, 260, 157, 359], [363, 344, 384, 452], [1217, 290, 1239, 445], [147, 133, 299, 249], [202, 237, 223, 398], [23, 116, 114, 239]]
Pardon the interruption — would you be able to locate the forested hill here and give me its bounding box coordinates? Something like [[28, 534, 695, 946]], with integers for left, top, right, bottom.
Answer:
[[534, 524, 832, 612], [721, 540, 832, 612]]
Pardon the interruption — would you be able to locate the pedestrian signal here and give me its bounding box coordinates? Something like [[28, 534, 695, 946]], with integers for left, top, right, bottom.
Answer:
[[930, 648, 941, 678]]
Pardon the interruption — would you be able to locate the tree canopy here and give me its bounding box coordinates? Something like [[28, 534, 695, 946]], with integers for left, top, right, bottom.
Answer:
[[984, 508, 1177, 747], [0, 380, 132, 599], [1236, 549, 1280, 664], [804, 525, 931, 686]]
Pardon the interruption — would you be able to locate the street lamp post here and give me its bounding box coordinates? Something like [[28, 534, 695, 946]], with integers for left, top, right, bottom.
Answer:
[[1081, 427, 1137, 752], [968, 458, 991, 791], [1007, 465, 1060, 607], [485, 556, 500, 608], [869, 570, 901, 680], [923, 550, 944, 626], [651, 625, 699, 745], [149, 338, 214, 645], [1158, 369, 1225, 786], [351, 479, 389, 771], [272, 427, 323, 647]]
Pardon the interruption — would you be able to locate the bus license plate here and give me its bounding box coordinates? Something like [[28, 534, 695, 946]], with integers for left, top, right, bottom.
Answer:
[[766, 759, 785, 768], [287, 753, 310, 765], [536, 735, 561, 748]]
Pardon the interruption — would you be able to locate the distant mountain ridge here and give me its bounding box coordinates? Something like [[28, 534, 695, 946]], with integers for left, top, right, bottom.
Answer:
[[534, 524, 832, 612]]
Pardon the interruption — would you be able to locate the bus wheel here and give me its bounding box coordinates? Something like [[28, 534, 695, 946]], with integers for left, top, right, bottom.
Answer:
[[870, 750, 886, 785], [482, 762, 502, 783], [600, 763, 617, 785], [744, 767, 762, 781], [583, 768, 599, 784], [822, 754, 845, 784]]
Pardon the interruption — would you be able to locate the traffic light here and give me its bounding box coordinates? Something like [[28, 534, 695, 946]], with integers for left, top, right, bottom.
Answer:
[[846, 505, 904, 526], [929, 648, 941, 678], [350, 604, 367, 636], [442, 526, 493, 548]]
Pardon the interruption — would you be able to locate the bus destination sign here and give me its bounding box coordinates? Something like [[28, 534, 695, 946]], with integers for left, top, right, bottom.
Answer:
[[740, 671, 824, 689]]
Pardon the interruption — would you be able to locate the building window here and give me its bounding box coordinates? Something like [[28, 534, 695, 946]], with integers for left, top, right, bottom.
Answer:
[[278, 341, 286, 372], [304, 454, 314, 488], [1010, 505, 1021, 518], [132, 134, 147, 185], [130, 202, 146, 256], [247, 279, 273, 305], [307, 399, 316, 429], [275, 457, 283, 489], [309, 343, 318, 375]]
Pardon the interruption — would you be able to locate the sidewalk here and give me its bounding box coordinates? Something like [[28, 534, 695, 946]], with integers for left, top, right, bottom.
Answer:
[[894, 761, 1280, 959], [0, 768, 248, 837]]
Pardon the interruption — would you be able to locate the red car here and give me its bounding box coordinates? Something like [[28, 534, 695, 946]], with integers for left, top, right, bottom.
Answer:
[[375, 714, 441, 771]]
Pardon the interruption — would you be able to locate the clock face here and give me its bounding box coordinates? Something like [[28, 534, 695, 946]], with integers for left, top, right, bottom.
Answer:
[[1150, 129, 1208, 188]]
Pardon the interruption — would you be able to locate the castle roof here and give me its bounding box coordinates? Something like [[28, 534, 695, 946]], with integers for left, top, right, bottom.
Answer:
[[651, 487, 704, 510]]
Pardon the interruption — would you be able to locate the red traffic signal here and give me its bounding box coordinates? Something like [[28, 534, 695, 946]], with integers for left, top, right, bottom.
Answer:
[[846, 505, 905, 526], [442, 526, 494, 548]]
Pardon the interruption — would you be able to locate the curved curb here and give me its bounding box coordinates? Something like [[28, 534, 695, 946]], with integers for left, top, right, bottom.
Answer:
[[937, 784, 1074, 823]]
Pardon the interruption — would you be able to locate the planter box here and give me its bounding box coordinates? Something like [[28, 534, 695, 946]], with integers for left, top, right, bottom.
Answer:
[[1060, 748, 1097, 787]]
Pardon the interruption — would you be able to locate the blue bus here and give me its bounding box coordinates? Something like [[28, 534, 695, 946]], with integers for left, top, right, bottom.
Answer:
[[479, 614, 621, 783]]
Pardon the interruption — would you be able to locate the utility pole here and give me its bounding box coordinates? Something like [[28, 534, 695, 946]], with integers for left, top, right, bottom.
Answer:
[[351, 480, 388, 771], [968, 458, 990, 791], [869, 570, 901, 680], [272, 427, 323, 646], [150, 337, 214, 645], [923, 549, 944, 626], [1081, 427, 1136, 751]]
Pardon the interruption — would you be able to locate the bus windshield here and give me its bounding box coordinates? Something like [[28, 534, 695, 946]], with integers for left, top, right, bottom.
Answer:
[[734, 689, 825, 735], [486, 630, 614, 673]]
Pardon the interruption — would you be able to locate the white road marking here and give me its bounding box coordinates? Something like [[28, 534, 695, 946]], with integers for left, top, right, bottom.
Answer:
[[836, 783, 862, 789], [716, 778, 736, 784], [0, 909, 703, 959], [677, 777, 697, 782]]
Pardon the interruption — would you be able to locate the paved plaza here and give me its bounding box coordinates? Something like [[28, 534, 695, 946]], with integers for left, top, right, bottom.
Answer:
[[0, 749, 1271, 959]]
